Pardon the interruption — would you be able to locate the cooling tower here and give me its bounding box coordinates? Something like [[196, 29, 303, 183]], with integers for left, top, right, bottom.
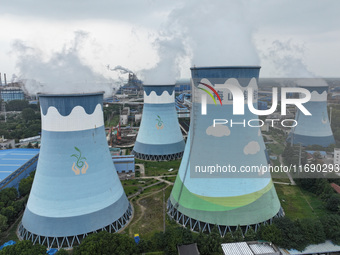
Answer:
[[132, 85, 185, 161], [19, 92, 132, 248], [168, 66, 283, 235], [287, 84, 335, 147]]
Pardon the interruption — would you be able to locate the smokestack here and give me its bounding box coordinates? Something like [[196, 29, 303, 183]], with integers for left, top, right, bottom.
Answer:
[[19, 92, 132, 248], [168, 66, 283, 235], [132, 84, 185, 161]]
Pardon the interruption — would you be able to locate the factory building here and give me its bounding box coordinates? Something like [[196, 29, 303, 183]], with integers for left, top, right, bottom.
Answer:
[[0, 148, 39, 190]]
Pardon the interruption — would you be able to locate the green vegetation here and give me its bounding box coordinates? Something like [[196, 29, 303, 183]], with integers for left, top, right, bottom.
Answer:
[[266, 143, 285, 155], [103, 104, 121, 127], [0, 240, 46, 255], [135, 159, 181, 176], [275, 184, 328, 219], [0, 172, 35, 244], [73, 231, 138, 255]]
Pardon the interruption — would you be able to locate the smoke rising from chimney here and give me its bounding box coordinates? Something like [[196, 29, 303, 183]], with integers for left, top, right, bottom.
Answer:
[[13, 31, 114, 96], [261, 39, 315, 78], [141, 0, 260, 85]]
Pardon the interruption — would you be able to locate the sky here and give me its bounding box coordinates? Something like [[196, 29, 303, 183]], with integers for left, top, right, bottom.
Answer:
[[0, 0, 339, 94]]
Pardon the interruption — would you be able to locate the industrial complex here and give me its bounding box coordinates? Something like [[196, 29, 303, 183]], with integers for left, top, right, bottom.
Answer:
[[1, 68, 340, 254]]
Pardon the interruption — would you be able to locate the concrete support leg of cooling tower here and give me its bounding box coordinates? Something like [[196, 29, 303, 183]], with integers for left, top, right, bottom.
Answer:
[[18, 203, 133, 249], [131, 150, 184, 161], [167, 199, 284, 237]]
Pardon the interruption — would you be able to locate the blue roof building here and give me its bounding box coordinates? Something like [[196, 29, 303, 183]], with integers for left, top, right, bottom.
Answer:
[[0, 148, 39, 190]]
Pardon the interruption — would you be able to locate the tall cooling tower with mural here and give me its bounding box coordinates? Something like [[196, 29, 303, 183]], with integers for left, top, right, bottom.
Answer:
[[287, 83, 335, 147], [19, 92, 132, 248], [132, 85, 185, 161], [168, 66, 283, 235]]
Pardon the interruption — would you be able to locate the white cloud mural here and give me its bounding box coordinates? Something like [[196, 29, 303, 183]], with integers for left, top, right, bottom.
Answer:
[[206, 125, 231, 137], [243, 141, 260, 155]]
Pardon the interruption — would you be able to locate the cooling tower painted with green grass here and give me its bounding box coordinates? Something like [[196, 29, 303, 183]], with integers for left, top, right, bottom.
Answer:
[[168, 66, 283, 235]]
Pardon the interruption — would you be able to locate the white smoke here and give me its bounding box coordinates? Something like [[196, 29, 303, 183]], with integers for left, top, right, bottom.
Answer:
[[109, 65, 133, 74], [142, 0, 260, 84], [260, 39, 315, 78], [13, 31, 115, 96], [142, 36, 187, 85]]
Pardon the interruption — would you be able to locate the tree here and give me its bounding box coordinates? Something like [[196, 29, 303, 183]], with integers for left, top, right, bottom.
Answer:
[[244, 226, 256, 241], [22, 108, 36, 122], [320, 215, 340, 245], [222, 232, 234, 243], [1, 206, 16, 223], [6, 100, 29, 111], [233, 225, 244, 242], [299, 218, 325, 244], [206, 226, 222, 254], [326, 194, 340, 212], [73, 231, 137, 255], [13, 200, 25, 215], [0, 188, 18, 207], [259, 224, 282, 244], [0, 214, 8, 232], [0, 240, 46, 255], [196, 232, 209, 255], [273, 217, 306, 251], [19, 175, 34, 197]]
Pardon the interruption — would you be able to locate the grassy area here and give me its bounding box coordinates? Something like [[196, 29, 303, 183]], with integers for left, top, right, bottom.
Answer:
[[161, 176, 177, 183], [275, 184, 328, 220], [125, 185, 172, 240], [135, 159, 181, 176], [105, 114, 120, 127], [121, 179, 157, 196], [272, 177, 291, 183], [266, 143, 285, 155], [142, 182, 167, 194], [0, 216, 21, 244]]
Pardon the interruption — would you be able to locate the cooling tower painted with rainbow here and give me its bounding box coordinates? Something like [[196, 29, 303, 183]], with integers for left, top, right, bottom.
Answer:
[[132, 85, 185, 161], [19, 92, 132, 248], [168, 66, 283, 235], [287, 84, 335, 147]]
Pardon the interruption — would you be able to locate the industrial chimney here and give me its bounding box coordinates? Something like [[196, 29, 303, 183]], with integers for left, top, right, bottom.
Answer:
[[19, 92, 132, 248], [132, 85, 185, 161], [168, 66, 283, 236]]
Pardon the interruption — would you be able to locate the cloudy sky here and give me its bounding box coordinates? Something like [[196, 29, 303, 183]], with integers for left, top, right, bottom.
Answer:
[[0, 0, 339, 93]]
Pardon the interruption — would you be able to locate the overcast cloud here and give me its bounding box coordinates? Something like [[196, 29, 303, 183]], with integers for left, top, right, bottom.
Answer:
[[0, 0, 339, 93]]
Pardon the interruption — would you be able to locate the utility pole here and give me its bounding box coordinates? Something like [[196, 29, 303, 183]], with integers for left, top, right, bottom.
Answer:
[[298, 143, 302, 177]]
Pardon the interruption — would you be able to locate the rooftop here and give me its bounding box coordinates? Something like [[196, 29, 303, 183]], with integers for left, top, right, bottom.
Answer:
[[0, 149, 39, 182]]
